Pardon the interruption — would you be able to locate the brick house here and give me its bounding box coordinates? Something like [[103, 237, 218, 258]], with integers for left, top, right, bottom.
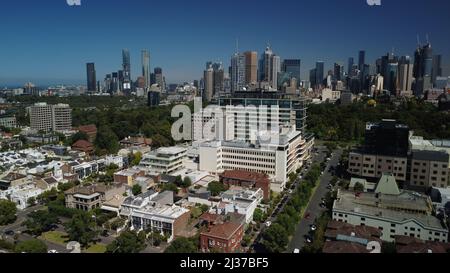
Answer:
[[199, 213, 245, 253], [220, 170, 270, 201]]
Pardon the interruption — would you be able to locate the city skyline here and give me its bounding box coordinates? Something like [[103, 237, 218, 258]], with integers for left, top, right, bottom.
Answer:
[[1, 0, 450, 86]]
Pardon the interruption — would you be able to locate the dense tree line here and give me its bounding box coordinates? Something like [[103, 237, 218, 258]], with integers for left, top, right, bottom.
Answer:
[[308, 99, 450, 142], [260, 164, 322, 253]]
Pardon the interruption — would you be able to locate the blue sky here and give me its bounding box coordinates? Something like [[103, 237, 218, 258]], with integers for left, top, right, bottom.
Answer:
[[0, 0, 450, 86]]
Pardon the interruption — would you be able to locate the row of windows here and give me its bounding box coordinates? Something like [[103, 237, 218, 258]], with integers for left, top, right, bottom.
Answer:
[[222, 149, 274, 157], [222, 155, 275, 163], [413, 162, 448, 168], [222, 161, 274, 169], [223, 166, 275, 176]]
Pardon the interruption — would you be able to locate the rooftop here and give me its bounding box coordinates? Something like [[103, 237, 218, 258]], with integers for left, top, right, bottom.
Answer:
[[201, 221, 243, 240], [220, 170, 269, 181], [323, 241, 370, 254], [334, 189, 444, 231], [412, 150, 449, 162]]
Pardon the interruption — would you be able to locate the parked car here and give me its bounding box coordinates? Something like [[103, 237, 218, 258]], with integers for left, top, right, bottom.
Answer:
[[4, 230, 14, 236], [265, 221, 272, 227], [304, 213, 311, 219], [305, 235, 313, 244], [310, 225, 317, 232], [293, 248, 300, 254], [48, 250, 58, 254]]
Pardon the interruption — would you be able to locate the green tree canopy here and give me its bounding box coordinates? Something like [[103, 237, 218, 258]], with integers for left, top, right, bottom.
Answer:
[[95, 126, 119, 156], [132, 184, 142, 196], [162, 183, 179, 193], [0, 200, 17, 226], [23, 210, 58, 236], [261, 223, 289, 253], [106, 231, 146, 253], [164, 237, 198, 253], [64, 213, 96, 247], [207, 181, 227, 197]]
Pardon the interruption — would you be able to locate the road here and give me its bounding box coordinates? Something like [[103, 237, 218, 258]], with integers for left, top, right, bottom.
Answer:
[[251, 146, 329, 253], [287, 149, 342, 252]]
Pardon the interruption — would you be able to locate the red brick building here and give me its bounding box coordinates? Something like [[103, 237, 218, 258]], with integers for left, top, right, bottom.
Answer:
[[72, 139, 94, 155], [78, 124, 98, 143], [200, 221, 244, 253], [220, 170, 270, 201]]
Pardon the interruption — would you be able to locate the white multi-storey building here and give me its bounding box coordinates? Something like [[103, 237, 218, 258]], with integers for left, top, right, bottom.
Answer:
[[199, 126, 311, 192], [192, 107, 235, 142], [215, 187, 264, 224], [139, 146, 187, 175], [29, 103, 72, 132]]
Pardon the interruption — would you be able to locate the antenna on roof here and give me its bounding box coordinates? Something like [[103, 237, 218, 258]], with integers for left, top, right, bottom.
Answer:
[[417, 34, 421, 47], [235, 38, 239, 54]]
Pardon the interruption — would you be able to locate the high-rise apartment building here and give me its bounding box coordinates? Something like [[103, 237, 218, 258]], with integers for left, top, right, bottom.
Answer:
[[282, 59, 301, 86], [86, 63, 97, 92], [244, 51, 258, 86], [142, 50, 150, 89], [398, 56, 414, 92], [231, 53, 246, 92], [203, 66, 214, 102], [122, 49, 132, 91], [29, 103, 72, 132], [315, 61, 324, 88], [432, 54, 442, 86], [358, 50, 366, 71], [271, 55, 281, 89], [259, 46, 274, 83]]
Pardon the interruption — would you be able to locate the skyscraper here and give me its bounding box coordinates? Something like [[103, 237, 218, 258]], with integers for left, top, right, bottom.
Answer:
[[122, 49, 132, 91], [333, 63, 344, 81], [244, 51, 258, 86], [309, 69, 317, 87], [86, 63, 96, 92], [213, 62, 224, 95], [271, 55, 281, 89], [315, 61, 324, 88], [413, 42, 433, 95], [154, 67, 165, 92], [259, 46, 274, 83], [432, 54, 442, 85], [398, 56, 413, 92], [141, 50, 150, 89], [348, 57, 354, 76], [358, 50, 366, 71], [231, 53, 246, 92], [203, 65, 214, 102], [282, 59, 301, 85]]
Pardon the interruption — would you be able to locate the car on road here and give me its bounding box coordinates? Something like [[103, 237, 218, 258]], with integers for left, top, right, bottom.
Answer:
[[265, 221, 272, 227]]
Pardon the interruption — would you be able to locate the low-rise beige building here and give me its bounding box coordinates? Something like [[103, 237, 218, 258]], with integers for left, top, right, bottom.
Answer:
[[410, 150, 449, 189], [333, 174, 448, 243], [65, 183, 126, 211], [348, 152, 407, 182]]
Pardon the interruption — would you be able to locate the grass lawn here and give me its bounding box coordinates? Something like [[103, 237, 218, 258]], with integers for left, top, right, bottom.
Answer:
[[85, 243, 107, 253], [39, 231, 68, 246]]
